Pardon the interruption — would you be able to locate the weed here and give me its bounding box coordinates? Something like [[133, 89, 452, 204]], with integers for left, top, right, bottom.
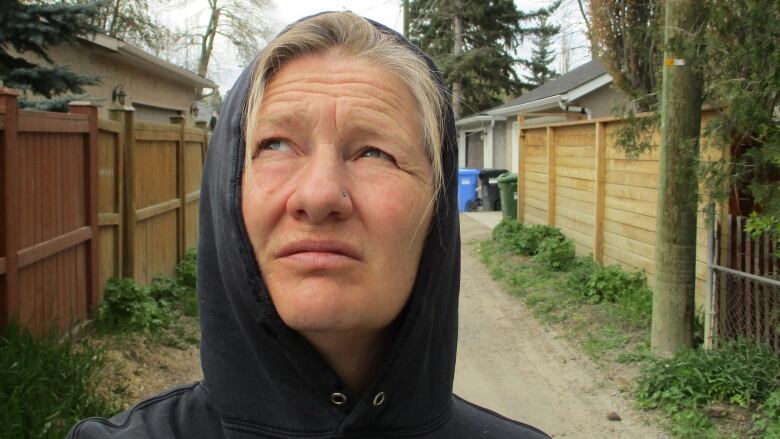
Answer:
[[753, 388, 780, 438], [492, 220, 565, 256], [566, 263, 653, 328], [565, 257, 599, 297], [0, 325, 117, 438], [96, 251, 199, 332], [96, 278, 169, 332], [533, 236, 576, 271], [176, 248, 198, 290], [637, 339, 780, 437]]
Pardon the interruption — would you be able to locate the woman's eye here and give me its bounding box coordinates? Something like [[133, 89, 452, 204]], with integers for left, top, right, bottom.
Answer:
[[261, 139, 292, 152], [360, 147, 393, 162]]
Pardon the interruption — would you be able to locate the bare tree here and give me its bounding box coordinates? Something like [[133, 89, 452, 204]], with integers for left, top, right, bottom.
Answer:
[[171, 0, 273, 97], [73, 0, 173, 55]]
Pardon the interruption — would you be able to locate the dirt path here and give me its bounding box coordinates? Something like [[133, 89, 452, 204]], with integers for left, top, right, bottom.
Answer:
[[454, 214, 668, 438]]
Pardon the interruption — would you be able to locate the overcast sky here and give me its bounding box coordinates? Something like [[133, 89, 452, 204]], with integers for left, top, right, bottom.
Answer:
[[161, 0, 590, 95]]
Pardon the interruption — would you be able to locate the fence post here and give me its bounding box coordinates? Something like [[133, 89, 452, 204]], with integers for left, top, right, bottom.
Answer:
[[546, 126, 556, 226], [170, 115, 186, 262], [195, 121, 209, 166], [704, 203, 716, 349], [110, 106, 136, 280], [68, 102, 100, 313], [0, 88, 20, 331], [517, 114, 525, 223], [593, 122, 606, 263]]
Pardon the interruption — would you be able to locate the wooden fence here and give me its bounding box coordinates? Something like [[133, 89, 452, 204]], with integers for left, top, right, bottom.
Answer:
[[102, 111, 206, 286], [517, 110, 725, 308], [0, 89, 207, 335]]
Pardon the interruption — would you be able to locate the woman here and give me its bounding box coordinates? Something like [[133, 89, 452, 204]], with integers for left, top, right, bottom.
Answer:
[[69, 12, 549, 439]]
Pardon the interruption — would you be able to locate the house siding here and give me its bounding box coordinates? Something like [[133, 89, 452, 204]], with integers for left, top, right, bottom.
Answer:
[[572, 85, 628, 118], [492, 120, 507, 170], [15, 42, 199, 124]]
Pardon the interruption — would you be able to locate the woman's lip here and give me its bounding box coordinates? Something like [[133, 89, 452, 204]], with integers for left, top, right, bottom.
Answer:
[[275, 240, 361, 260], [279, 251, 358, 269]]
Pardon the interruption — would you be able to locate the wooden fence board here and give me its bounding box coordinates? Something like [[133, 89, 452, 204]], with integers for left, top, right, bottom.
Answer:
[[603, 219, 656, 245], [606, 159, 660, 174], [603, 207, 657, 232], [557, 175, 594, 190], [0, 91, 207, 336], [604, 171, 659, 189], [605, 195, 657, 217], [604, 183, 658, 203], [556, 186, 594, 204]]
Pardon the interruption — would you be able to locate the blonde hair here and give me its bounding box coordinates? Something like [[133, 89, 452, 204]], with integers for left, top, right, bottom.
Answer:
[[244, 11, 446, 205]]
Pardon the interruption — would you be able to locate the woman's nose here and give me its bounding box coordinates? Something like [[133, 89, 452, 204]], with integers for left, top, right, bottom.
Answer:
[[286, 152, 353, 223]]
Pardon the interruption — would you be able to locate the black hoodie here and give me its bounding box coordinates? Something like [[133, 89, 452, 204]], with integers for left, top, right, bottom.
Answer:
[[68, 14, 549, 439]]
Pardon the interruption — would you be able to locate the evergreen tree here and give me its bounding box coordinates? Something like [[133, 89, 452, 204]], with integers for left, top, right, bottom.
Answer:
[[521, 16, 560, 88], [409, 0, 555, 116], [0, 0, 100, 110]]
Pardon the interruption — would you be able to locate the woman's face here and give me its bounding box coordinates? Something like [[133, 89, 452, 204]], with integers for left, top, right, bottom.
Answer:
[[242, 52, 433, 339]]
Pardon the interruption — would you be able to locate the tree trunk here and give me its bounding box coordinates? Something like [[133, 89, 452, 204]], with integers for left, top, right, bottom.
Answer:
[[651, 0, 705, 357], [403, 0, 410, 38], [451, 0, 463, 119], [196, 0, 220, 99]]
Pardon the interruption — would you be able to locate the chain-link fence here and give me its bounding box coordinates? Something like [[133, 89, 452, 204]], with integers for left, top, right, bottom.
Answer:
[[712, 266, 780, 351], [707, 209, 780, 353]]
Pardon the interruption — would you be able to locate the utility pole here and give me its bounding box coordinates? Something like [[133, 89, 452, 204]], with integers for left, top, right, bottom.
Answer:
[[651, 0, 706, 357], [403, 0, 409, 38], [451, 0, 463, 119]]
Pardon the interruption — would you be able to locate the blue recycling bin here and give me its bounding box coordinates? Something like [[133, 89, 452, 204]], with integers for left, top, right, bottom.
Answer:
[[457, 168, 480, 212]]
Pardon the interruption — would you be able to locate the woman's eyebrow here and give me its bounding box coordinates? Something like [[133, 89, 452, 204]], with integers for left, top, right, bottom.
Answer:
[[257, 111, 312, 130]]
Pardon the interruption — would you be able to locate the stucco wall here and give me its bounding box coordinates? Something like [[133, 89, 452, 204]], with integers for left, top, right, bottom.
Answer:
[[19, 42, 199, 124]]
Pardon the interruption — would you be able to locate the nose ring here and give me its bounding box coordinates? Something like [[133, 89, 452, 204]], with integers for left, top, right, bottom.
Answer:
[[341, 191, 349, 199]]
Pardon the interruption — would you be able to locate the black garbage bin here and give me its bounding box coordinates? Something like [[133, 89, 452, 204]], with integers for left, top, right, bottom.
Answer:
[[478, 168, 508, 211]]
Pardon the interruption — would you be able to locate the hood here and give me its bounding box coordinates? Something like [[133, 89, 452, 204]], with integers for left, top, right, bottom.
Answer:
[[197, 14, 460, 436]]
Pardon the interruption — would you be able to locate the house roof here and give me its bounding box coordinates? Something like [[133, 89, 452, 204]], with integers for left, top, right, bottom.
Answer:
[[80, 33, 218, 90], [489, 60, 606, 113], [456, 60, 610, 125]]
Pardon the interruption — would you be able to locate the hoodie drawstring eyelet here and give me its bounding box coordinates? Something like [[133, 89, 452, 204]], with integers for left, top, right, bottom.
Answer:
[[372, 392, 385, 407], [330, 392, 347, 405]]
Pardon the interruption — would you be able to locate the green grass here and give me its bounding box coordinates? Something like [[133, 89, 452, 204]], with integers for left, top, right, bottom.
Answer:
[[0, 326, 118, 439], [636, 339, 780, 438], [477, 222, 780, 439], [476, 235, 650, 365], [0, 249, 200, 438]]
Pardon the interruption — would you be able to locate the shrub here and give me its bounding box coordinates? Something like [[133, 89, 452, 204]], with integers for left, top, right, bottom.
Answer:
[[533, 236, 576, 271], [97, 251, 200, 331], [492, 220, 566, 256], [581, 264, 649, 304], [565, 257, 599, 297], [637, 339, 780, 412], [0, 325, 116, 438], [96, 278, 168, 332]]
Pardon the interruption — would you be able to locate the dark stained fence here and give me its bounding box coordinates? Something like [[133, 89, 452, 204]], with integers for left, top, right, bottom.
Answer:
[[0, 89, 99, 335], [0, 89, 208, 336], [97, 116, 124, 299]]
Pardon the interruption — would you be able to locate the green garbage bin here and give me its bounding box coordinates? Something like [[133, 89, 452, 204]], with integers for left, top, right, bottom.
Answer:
[[497, 172, 518, 220]]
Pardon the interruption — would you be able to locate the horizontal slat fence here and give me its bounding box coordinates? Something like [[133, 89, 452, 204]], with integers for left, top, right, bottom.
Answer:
[[0, 89, 207, 336], [517, 110, 724, 309]]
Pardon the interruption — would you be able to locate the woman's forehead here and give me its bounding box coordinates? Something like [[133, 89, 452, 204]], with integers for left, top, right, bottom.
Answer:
[[256, 54, 423, 143]]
